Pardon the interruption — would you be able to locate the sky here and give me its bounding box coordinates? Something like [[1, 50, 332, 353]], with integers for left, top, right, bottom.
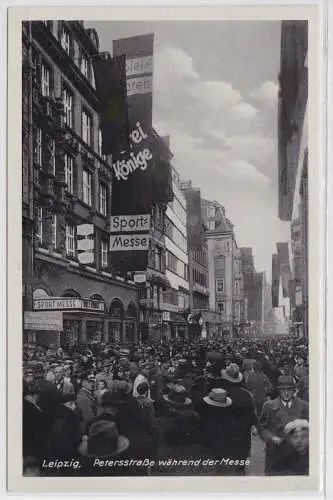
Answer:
[[86, 21, 291, 282]]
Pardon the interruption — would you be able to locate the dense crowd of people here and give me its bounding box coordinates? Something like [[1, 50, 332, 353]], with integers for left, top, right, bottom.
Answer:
[[22, 334, 309, 477]]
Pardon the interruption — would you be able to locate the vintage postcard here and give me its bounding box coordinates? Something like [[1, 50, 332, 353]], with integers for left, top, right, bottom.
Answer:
[[7, 3, 324, 495]]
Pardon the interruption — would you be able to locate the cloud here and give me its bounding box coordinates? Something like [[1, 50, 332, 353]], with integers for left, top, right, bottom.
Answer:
[[250, 80, 278, 105], [153, 45, 274, 189], [225, 159, 269, 184], [224, 134, 275, 164], [231, 102, 259, 120], [191, 80, 242, 110]]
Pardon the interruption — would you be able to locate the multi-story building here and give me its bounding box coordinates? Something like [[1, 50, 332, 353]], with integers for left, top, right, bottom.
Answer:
[[161, 168, 190, 339], [240, 247, 265, 336], [202, 200, 246, 338], [278, 20, 308, 337], [271, 243, 291, 335], [179, 183, 220, 339], [22, 21, 140, 346], [137, 133, 173, 342]]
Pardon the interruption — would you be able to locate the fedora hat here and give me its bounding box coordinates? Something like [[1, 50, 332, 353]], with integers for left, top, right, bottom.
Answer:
[[277, 375, 296, 389], [221, 363, 243, 384], [203, 388, 232, 408], [284, 419, 309, 436], [163, 384, 192, 408], [88, 420, 129, 457]]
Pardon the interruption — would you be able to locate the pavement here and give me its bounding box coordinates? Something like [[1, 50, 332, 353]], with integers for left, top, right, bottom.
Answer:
[[246, 433, 266, 476]]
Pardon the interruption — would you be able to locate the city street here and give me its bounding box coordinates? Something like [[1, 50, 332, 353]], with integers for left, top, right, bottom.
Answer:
[[247, 434, 265, 476]]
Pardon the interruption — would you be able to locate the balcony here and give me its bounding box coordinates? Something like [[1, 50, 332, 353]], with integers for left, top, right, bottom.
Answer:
[[193, 283, 209, 296], [163, 303, 182, 313], [139, 298, 154, 309]]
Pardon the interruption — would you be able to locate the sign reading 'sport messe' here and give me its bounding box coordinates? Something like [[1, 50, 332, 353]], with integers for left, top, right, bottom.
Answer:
[[110, 214, 151, 252]]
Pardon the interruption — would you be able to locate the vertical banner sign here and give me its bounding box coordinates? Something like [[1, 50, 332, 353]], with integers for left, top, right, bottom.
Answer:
[[113, 33, 154, 130], [184, 188, 204, 250], [91, 54, 130, 156], [77, 224, 95, 265]]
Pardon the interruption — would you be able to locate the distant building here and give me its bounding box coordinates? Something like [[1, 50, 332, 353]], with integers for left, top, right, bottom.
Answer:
[[203, 200, 246, 338], [278, 20, 308, 337], [240, 247, 264, 336], [181, 183, 220, 339]]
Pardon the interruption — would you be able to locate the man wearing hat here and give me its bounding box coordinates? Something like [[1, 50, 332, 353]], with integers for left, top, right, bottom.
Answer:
[[220, 363, 258, 473], [258, 375, 309, 475], [81, 420, 131, 476], [48, 393, 82, 462], [76, 374, 97, 432]]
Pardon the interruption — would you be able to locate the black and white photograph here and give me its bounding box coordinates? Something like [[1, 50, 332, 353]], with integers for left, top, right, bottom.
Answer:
[[6, 5, 324, 492]]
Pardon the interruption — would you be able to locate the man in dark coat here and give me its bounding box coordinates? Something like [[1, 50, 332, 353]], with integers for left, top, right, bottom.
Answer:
[[258, 375, 309, 475], [76, 374, 97, 432], [220, 364, 258, 474], [23, 380, 50, 460], [48, 393, 82, 461]]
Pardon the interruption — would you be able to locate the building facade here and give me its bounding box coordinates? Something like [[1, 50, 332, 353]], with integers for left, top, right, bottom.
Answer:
[[278, 20, 308, 337], [202, 200, 246, 338], [161, 168, 190, 339], [240, 247, 265, 336], [22, 21, 140, 346]]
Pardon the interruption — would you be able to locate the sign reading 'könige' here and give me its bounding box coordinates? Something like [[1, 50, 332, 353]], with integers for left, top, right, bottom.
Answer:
[[112, 122, 152, 181]]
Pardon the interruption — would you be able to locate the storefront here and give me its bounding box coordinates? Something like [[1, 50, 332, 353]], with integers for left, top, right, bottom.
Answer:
[[31, 280, 139, 345], [163, 311, 188, 340], [140, 309, 163, 342]]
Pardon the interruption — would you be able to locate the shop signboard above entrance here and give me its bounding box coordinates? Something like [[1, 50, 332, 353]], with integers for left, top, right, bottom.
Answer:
[[33, 298, 105, 312], [24, 311, 63, 331]]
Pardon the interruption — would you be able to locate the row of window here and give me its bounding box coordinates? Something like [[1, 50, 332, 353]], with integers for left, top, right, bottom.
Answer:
[[33, 127, 109, 215], [164, 288, 190, 310], [215, 278, 242, 294], [217, 301, 241, 317], [166, 251, 189, 281], [139, 285, 164, 310], [165, 216, 187, 253], [192, 268, 207, 288], [193, 294, 208, 310], [33, 55, 104, 156], [192, 249, 207, 266], [168, 196, 187, 227], [36, 211, 109, 268], [38, 22, 95, 86], [214, 301, 241, 318]]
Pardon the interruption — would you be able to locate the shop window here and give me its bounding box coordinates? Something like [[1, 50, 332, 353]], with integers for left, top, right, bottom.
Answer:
[[62, 319, 80, 346], [86, 320, 103, 343], [109, 322, 121, 343]]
